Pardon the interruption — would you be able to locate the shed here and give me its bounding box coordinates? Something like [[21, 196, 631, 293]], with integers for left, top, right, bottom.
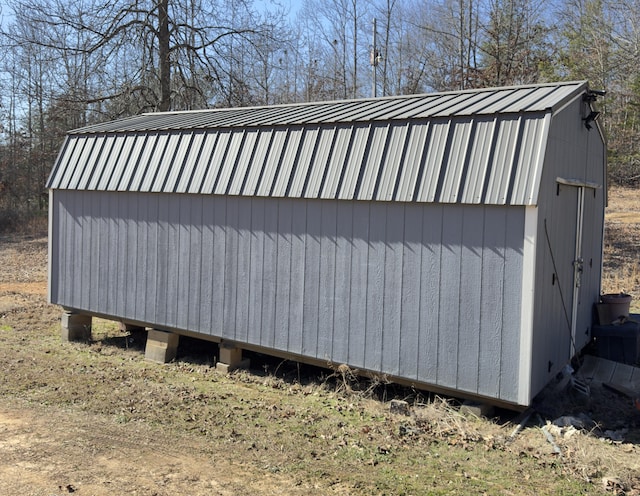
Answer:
[[47, 81, 606, 408]]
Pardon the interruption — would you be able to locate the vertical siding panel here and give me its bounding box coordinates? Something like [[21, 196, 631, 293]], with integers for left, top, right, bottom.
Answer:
[[66, 196, 77, 308], [62, 196, 75, 308], [124, 194, 139, 320], [94, 195, 107, 312], [199, 197, 215, 335], [155, 195, 170, 324], [114, 194, 127, 317], [288, 201, 307, 355], [500, 207, 524, 401], [210, 197, 227, 332], [274, 199, 293, 350], [302, 201, 321, 357], [417, 206, 443, 383], [261, 200, 279, 348], [248, 198, 265, 345], [348, 202, 370, 368], [49, 195, 60, 304], [88, 194, 101, 312], [165, 194, 181, 327], [187, 196, 203, 331], [91, 193, 102, 310], [365, 203, 386, 372], [332, 201, 353, 364], [437, 205, 463, 387], [477, 207, 506, 398], [58, 197, 69, 306], [399, 204, 422, 380], [181, 195, 203, 330], [382, 204, 404, 375], [317, 201, 337, 360], [176, 195, 192, 330], [456, 207, 484, 393], [223, 197, 239, 339], [144, 194, 159, 324], [235, 198, 252, 343], [55, 196, 67, 306], [80, 192, 92, 312], [211, 197, 227, 336], [73, 194, 83, 309], [105, 194, 119, 316], [135, 194, 149, 321]]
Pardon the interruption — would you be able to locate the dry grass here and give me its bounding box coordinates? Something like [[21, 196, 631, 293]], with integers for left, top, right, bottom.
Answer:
[[603, 186, 640, 311]]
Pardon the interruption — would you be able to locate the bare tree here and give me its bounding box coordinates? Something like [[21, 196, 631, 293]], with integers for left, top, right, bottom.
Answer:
[[299, 0, 371, 99], [480, 0, 552, 86], [2, 0, 287, 114]]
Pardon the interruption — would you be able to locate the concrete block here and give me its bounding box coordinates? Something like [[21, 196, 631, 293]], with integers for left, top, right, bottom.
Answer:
[[389, 399, 411, 416], [219, 345, 242, 365], [216, 343, 249, 372], [145, 329, 179, 363], [215, 359, 251, 374], [460, 400, 494, 418], [61, 312, 92, 342]]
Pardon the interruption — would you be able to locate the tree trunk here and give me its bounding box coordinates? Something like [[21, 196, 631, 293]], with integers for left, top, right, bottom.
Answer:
[[158, 0, 171, 111]]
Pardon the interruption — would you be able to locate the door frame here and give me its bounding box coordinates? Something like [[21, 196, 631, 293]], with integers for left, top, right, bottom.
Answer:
[[556, 177, 601, 357]]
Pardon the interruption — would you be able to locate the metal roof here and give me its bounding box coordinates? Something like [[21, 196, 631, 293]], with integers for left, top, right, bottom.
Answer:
[[48, 81, 588, 205]]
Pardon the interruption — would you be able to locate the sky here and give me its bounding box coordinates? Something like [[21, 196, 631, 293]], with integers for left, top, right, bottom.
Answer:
[[0, 0, 306, 28], [255, 0, 304, 20]]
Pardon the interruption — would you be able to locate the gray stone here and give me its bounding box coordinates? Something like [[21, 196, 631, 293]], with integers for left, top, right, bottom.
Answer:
[[389, 399, 410, 416]]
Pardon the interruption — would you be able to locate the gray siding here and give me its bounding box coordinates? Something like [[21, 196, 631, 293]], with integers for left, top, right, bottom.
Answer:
[[51, 189, 525, 402], [529, 97, 606, 397]]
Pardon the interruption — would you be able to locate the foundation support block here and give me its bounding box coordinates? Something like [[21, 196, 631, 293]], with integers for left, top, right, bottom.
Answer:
[[145, 329, 179, 363], [61, 312, 92, 342], [216, 342, 250, 373], [460, 400, 495, 418]]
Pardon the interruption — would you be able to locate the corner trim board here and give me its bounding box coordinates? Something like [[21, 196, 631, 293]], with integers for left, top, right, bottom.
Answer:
[[518, 205, 538, 404]]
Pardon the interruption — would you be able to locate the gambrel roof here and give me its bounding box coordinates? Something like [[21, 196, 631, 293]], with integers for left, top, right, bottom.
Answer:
[[47, 81, 590, 205]]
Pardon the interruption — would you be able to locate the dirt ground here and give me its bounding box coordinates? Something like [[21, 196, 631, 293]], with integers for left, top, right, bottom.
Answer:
[[0, 235, 313, 496], [1, 188, 640, 495], [0, 401, 302, 496]]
